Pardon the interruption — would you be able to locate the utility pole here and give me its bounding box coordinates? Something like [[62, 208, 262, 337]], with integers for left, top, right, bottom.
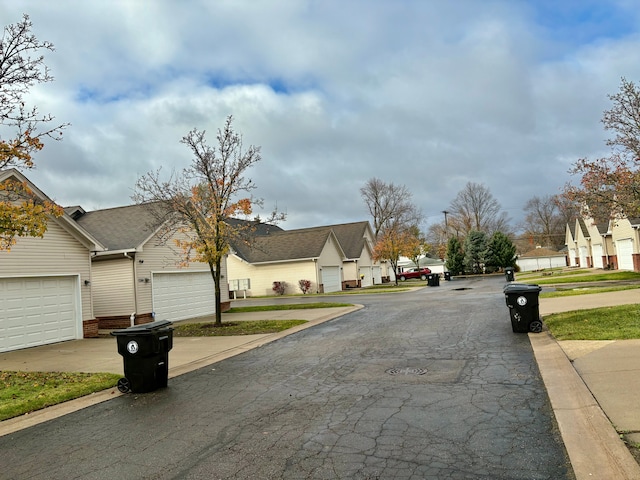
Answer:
[[442, 210, 449, 234]]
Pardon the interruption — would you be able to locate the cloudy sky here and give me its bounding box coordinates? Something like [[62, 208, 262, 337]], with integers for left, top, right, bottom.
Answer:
[[3, 0, 640, 231]]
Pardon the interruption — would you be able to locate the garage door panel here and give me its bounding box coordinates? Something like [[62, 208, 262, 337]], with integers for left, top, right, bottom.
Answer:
[[0, 276, 81, 353], [153, 272, 216, 322]]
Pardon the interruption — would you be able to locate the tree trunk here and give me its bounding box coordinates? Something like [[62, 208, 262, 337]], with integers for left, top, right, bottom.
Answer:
[[210, 259, 222, 326]]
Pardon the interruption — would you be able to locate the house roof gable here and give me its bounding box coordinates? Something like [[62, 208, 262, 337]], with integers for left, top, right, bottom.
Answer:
[[0, 169, 104, 251]]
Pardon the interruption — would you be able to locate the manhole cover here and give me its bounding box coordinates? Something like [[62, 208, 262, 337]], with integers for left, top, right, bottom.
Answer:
[[386, 367, 427, 376], [453, 287, 471, 291]]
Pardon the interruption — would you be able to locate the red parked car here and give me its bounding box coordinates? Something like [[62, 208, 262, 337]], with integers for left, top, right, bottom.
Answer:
[[398, 267, 432, 281]]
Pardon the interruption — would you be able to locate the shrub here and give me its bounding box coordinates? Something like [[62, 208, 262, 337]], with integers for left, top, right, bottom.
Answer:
[[272, 281, 287, 295], [298, 279, 312, 294]]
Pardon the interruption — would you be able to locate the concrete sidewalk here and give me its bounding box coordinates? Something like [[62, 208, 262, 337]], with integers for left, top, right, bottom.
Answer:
[[531, 290, 640, 479]]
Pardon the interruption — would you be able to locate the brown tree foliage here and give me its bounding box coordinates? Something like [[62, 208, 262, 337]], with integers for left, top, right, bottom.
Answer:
[[565, 78, 640, 219], [0, 15, 67, 251]]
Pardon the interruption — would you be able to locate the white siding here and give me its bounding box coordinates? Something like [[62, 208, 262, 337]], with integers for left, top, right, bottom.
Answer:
[[92, 258, 135, 317], [228, 256, 318, 296]]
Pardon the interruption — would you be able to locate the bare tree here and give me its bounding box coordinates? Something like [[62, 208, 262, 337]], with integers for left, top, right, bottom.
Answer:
[[0, 15, 67, 251], [134, 116, 284, 326], [448, 182, 510, 237], [360, 177, 422, 238], [521, 195, 566, 249]]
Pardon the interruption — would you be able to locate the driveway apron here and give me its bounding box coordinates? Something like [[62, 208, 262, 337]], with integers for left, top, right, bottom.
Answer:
[[0, 276, 573, 479]]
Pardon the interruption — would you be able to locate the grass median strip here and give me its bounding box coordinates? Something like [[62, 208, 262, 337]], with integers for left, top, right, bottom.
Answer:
[[173, 319, 308, 336], [544, 304, 640, 340], [226, 302, 352, 313], [0, 371, 120, 421]]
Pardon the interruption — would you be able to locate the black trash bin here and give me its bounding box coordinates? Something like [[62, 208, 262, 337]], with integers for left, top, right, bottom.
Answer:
[[444, 271, 451, 281], [505, 267, 515, 282], [427, 274, 440, 286], [503, 284, 542, 333], [111, 320, 174, 393]]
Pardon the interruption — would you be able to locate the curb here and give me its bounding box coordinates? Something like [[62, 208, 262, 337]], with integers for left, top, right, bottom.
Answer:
[[529, 331, 640, 479]]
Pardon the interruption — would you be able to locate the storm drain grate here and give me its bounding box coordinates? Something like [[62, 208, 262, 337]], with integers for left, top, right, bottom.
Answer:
[[386, 367, 427, 376], [453, 287, 471, 291]]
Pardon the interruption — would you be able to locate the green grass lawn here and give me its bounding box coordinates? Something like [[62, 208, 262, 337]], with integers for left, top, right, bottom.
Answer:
[[540, 284, 640, 298], [0, 371, 120, 421], [532, 271, 640, 285], [226, 302, 352, 313], [174, 319, 308, 336], [544, 304, 640, 340]]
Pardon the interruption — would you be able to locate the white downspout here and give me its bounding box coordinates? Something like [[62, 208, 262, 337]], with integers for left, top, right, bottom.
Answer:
[[124, 252, 138, 325]]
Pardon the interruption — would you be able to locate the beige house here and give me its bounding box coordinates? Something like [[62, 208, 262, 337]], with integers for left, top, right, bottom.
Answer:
[[72, 204, 230, 329], [228, 227, 346, 296], [328, 222, 379, 288], [609, 217, 640, 271], [574, 218, 592, 268], [0, 170, 104, 352], [227, 221, 382, 296], [565, 223, 577, 267], [582, 215, 612, 269]]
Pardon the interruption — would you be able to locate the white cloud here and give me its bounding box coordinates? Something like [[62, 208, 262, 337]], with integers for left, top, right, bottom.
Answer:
[[3, 0, 640, 231]]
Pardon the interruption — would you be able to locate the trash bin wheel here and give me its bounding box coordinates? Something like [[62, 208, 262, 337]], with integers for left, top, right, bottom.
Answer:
[[529, 320, 543, 333], [117, 377, 131, 393]]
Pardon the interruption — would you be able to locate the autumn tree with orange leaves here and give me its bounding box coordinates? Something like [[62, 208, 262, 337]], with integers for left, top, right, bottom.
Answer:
[[373, 227, 423, 285], [134, 116, 284, 325], [0, 15, 67, 250], [565, 78, 640, 219]]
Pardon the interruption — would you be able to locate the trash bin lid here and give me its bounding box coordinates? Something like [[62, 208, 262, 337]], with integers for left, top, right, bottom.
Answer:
[[111, 319, 173, 336], [503, 283, 541, 294]]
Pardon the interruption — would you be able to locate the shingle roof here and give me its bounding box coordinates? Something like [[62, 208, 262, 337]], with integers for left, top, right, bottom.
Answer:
[[231, 221, 370, 264], [327, 222, 370, 259], [232, 228, 338, 263], [73, 204, 160, 251]]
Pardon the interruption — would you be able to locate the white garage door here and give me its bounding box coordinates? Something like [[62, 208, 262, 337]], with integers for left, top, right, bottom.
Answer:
[[321, 266, 341, 293], [373, 266, 382, 285], [592, 244, 604, 269], [152, 272, 216, 321], [568, 249, 577, 267], [579, 247, 588, 268], [0, 276, 80, 353], [358, 267, 372, 287], [617, 239, 634, 271]]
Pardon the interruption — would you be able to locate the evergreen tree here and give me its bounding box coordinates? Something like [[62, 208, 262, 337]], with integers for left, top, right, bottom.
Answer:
[[485, 231, 517, 271], [463, 230, 487, 274], [445, 236, 465, 275]]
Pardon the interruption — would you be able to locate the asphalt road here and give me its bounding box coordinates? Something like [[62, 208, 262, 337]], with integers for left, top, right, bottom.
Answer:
[[0, 276, 573, 479]]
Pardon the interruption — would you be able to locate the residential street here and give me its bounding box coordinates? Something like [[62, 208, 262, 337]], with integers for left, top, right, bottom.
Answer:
[[0, 276, 573, 479]]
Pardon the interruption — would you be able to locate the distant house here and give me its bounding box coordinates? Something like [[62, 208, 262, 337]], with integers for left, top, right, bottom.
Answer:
[[609, 217, 640, 271], [517, 247, 567, 272], [227, 221, 382, 296], [228, 227, 346, 295], [72, 203, 230, 329], [0, 169, 104, 352]]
